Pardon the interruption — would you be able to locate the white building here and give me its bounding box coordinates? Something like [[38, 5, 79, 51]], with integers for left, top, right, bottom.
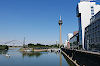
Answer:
[[64, 40, 68, 48], [67, 33, 73, 41], [76, 0, 100, 49]]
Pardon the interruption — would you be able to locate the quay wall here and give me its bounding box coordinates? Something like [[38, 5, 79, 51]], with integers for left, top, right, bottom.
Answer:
[[61, 48, 100, 66]]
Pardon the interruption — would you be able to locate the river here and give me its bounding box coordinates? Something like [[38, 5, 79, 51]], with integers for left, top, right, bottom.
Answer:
[[0, 48, 71, 66]]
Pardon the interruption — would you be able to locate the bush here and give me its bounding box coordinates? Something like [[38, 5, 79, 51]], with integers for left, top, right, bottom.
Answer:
[[0, 45, 8, 50]]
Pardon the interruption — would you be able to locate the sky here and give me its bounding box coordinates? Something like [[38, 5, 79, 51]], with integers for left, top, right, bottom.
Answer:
[[0, 0, 100, 45]]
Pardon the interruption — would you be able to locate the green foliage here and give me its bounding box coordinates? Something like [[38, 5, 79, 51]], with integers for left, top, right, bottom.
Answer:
[[28, 43, 34, 48], [70, 43, 72, 46], [0, 45, 8, 50], [27, 43, 59, 48], [22, 52, 42, 58], [73, 41, 78, 45]]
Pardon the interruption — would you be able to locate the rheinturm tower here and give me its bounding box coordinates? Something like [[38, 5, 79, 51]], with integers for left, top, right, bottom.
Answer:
[[58, 16, 63, 47]]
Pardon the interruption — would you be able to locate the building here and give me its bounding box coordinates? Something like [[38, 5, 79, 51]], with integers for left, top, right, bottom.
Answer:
[[85, 11, 100, 51], [64, 40, 68, 48], [69, 33, 79, 49], [67, 41, 70, 49], [73, 31, 78, 35], [76, 0, 100, 49], [66, 33, 73, 49], [67, 33, 73, 41]]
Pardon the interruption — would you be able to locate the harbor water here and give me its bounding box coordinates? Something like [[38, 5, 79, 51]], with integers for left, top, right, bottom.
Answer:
[[0, 48, 71, 66]]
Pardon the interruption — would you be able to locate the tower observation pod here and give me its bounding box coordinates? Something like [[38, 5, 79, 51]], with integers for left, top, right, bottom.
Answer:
[[59, 16, 63, 26]]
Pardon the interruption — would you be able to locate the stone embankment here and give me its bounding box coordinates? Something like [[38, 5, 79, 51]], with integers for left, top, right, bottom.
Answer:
[[61, 48, 100, 66]]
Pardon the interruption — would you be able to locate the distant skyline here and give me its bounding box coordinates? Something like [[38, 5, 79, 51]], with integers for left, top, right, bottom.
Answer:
[[0, 0, 100, 45]]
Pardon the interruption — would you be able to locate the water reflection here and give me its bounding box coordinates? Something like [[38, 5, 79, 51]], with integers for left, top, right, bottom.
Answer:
[[0, 48, 70, 66], [20, 51, 43, 58], [21, 51, 64, 66], [60, 52, 62, 66], [62, 52, 75, 66], [0, 50, 8, 55], [0, 50, 10, 58]]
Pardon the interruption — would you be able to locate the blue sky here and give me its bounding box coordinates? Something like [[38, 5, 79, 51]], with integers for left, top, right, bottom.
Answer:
[[0, 0, 100, 45]]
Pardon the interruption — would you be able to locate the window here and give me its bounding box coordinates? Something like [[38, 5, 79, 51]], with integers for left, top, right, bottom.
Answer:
[[91, 6, 94, 16], [91, 13, 94, 15], [91, 6, 94, 9], [91, 10, 94, 12]]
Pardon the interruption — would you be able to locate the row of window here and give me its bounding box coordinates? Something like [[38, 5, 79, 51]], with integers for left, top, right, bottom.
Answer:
[[86, 37, 100, 43], [85, 20, 100, 34], [91, 6, 94, 16], [85, 11, 100, 45], [87, 21, 100, 29]]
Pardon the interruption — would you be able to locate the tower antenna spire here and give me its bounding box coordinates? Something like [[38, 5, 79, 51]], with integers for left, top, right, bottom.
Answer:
[[60, 16, 61, 20]]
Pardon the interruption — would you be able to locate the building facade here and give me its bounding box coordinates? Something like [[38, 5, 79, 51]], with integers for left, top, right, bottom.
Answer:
[[73, 31, 78, 35], [64, 40, 68, 48], [69, 33, 79, 49], [76, 0, 100, 49], [85, 11, 100, 51], [67, 33, 73, 41]]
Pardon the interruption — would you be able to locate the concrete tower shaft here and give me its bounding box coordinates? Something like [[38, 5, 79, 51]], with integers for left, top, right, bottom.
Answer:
[[58, 16, 63, 47]]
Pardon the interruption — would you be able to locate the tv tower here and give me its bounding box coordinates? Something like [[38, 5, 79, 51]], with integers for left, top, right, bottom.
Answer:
[[58, 16, 63, 48]]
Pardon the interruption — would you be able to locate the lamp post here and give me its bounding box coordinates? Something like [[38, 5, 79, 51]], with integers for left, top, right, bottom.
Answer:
[[58, 16, 63, 48]]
